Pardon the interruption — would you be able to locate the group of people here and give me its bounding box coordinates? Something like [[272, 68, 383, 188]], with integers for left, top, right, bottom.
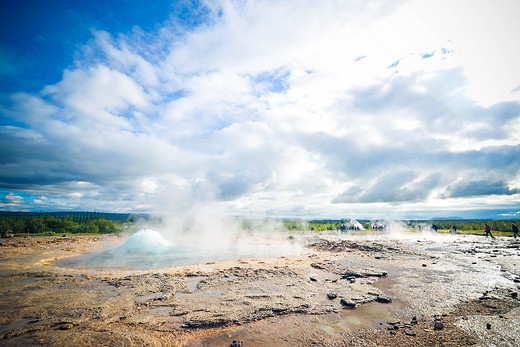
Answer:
[[430, 222, 519, 238], [484, 223, 519, 238]]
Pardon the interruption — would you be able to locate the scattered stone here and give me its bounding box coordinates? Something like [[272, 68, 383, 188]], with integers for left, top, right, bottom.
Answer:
[[327, 293, 337, 300], [375, 256, 381, 259], [422, 264, 427, 267], [340, 299, 357, 309], [486, 323, 492, 330], [376, 295, 392, 304], [58, 323, 74, 330], [411, 316, 418, 325], [230, 339, 243, 347], [433, 322, 444, 331], [511, 292, 518, 299], [309, 277, 318, 282], [342, 267, 388, 279], [404, 330, 416, 336], [390, 330, 396, 335], [62, 234, 68, 237]]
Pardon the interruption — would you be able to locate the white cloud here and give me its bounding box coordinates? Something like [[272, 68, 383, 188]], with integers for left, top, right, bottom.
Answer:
[[1, 0, 520, 218]]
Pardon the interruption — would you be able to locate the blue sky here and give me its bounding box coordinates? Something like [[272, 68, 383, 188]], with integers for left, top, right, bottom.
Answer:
[[1, 0, 520, 219]]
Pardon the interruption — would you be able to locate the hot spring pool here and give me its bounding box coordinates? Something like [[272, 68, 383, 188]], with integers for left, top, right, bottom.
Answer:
[[56, 229, 305, 270]]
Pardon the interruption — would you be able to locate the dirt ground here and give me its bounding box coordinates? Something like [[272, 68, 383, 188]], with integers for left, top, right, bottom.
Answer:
[[0, 232, 519, 346]]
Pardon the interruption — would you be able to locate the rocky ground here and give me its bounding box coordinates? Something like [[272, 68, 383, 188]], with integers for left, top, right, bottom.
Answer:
[[0, 232, 519, 346]]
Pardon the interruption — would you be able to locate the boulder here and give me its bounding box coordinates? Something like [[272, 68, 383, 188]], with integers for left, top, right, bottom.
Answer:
[[327, 293, 337, 300], [340, 299, 357, 309], [433, 321, 444, 330]]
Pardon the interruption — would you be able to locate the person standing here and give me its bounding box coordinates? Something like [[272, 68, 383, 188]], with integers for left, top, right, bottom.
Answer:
[[512, 223, 519, 238], [485, 223, 494, 238]]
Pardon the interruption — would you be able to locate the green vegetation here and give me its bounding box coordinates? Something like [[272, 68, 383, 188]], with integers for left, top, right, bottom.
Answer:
[[425, 219, 519, 234], [283, 220, 371, 231], [281, 218, 519, 237], [0, 212, 121, 235]]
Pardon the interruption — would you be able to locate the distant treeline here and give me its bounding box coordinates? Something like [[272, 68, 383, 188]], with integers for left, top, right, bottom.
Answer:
[[284, 219, 371, 231], [0, 212, 122, 234], [0, 211, 147, 221], [283, 219, 519, 233]]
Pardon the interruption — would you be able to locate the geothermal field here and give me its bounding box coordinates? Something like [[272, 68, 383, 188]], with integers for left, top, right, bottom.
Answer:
[[1, 225, 520, 346]]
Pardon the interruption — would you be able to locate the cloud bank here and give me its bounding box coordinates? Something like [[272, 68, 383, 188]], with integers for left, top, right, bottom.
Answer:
[[1, 0, 520, 219]]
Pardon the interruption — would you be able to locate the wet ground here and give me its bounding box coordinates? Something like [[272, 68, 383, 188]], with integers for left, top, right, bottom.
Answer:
[[0, 232, 519, 346]]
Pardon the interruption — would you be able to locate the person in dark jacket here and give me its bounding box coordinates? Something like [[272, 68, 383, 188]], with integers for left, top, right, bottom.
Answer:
[[512, 223, 519, 238], [485, 223, 494, 238]]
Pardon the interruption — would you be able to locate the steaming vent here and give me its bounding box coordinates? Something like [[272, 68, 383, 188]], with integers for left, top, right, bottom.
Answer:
[[115, 229, 174, 255]]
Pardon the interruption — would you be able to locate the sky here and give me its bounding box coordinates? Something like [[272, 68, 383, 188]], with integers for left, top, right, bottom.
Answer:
[[1, 0, 520, 220]]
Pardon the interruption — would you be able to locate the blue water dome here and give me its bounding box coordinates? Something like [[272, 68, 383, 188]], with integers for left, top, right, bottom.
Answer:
[[115, 229, 174, 255]]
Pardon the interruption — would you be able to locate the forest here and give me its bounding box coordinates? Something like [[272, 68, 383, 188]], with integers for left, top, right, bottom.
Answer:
[[0, 212, 120, 235], [284, 219, 520, 234]]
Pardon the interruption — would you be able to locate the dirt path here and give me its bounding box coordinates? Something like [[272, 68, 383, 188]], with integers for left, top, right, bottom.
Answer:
[[0, 233, 519, 346]]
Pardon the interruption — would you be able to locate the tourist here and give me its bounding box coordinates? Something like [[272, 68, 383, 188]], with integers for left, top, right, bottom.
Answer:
[[512, 223, 519, 238], [485, 223, 494, 238]]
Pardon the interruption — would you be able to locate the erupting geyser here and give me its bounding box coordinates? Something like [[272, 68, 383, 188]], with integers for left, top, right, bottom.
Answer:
[[56, 227, 304, 270], [115, 229, 174, 255]]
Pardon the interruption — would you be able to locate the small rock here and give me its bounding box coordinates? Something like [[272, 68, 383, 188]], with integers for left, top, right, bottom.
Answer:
[[390, 330, 396, 335], [404, 330, 416, 336], [511, 292, 518, 299], [375, 256, 381, 259], [62, 234, 68, 237], [411, 316, 418, 325], [309, 277, 318, 282], [422, 264, 427, 267], [377, 295, 392, 304], [486, 323, 492, 330], [230, 339, 243, 347], [433, 322, 444, 331], [58, 323, 74, 330], [340, 299, 357, 309], [327, 293, 337, 300]]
